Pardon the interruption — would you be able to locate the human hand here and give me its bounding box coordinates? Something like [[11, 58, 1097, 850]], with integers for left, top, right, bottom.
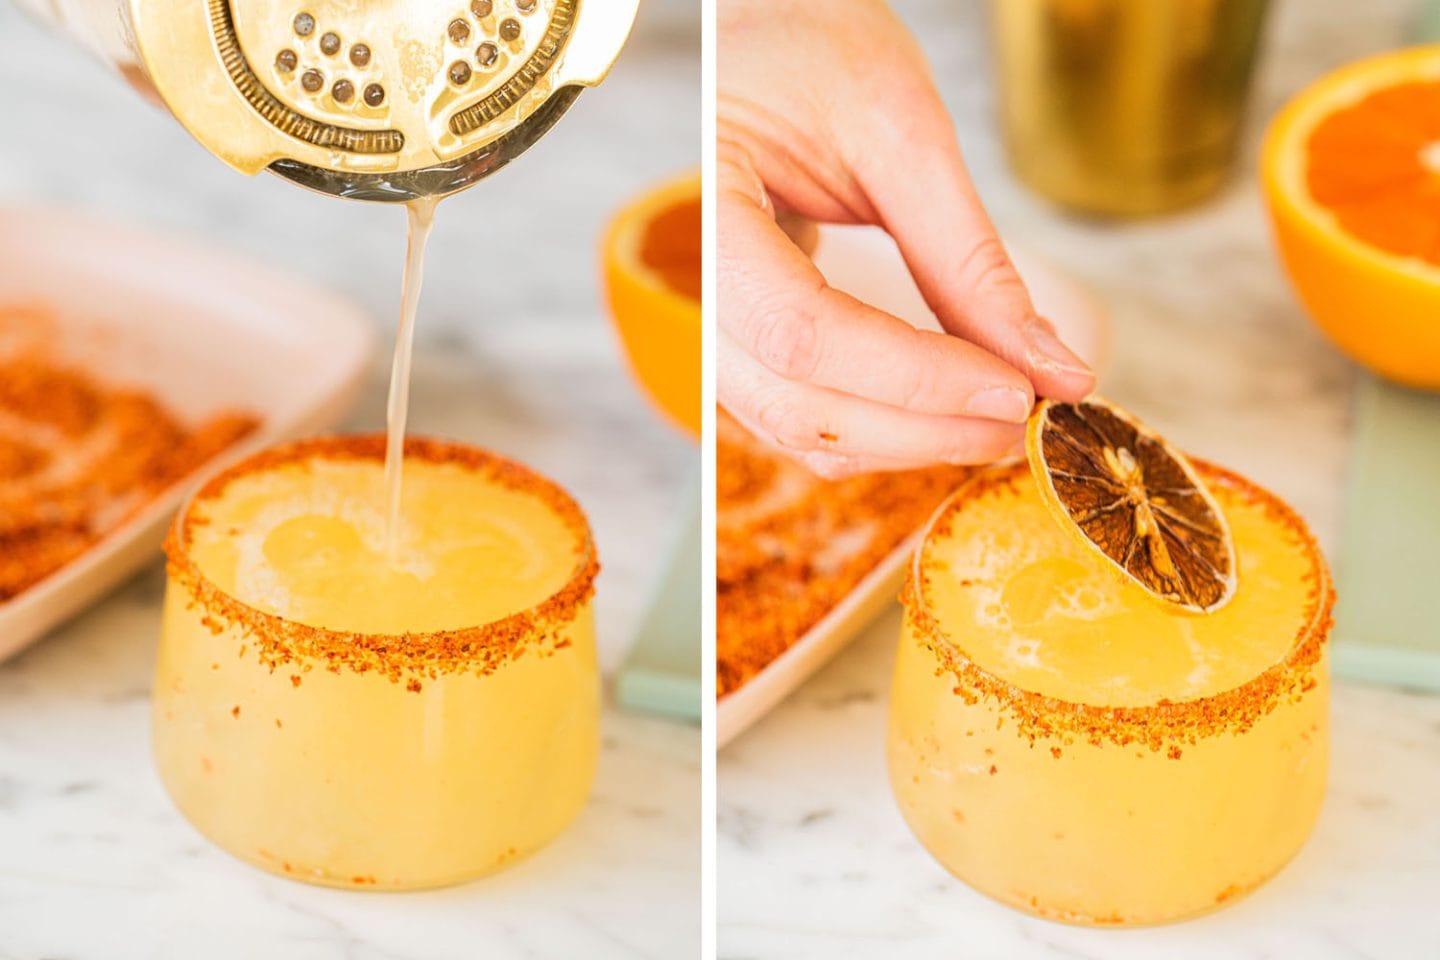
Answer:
[[717, 0, 1094, 478]]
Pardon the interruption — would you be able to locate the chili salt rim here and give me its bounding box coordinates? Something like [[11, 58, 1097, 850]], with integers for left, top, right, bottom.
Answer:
[[904, 460, 1333, 752], [164, 434, 598, 686]]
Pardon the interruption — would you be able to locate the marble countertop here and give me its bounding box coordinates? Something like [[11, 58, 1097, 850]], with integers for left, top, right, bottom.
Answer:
[[720, 0, 1440, 957], [0, 1, 698, 957]]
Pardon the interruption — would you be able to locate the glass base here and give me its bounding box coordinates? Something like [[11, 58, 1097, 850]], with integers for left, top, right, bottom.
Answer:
[[909, 819, 1309, 927], [161, 778, 587, 891]]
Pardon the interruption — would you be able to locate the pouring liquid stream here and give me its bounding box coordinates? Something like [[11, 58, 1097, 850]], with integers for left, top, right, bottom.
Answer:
[[384, 197, 439, 563]]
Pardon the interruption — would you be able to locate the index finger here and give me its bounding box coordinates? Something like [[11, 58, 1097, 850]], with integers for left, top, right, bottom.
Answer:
[[845, 100, 1096, 402], [718, 144, 1035, 422]]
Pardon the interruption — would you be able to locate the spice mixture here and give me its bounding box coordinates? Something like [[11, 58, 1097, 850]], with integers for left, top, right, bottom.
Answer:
[[0, 304, 259, 601], [716, 410, 970, 697]]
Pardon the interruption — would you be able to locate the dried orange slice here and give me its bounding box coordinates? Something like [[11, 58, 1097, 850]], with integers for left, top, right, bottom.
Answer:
[[1262, 46, 1440, 388], [1025, 398, 1236, 613]]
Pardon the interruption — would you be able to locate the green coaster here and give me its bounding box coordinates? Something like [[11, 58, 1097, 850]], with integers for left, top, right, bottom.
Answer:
[[1417, 0, 1440, 41], [1332, 375, 1440, 691], [615, 463, 701, 721]]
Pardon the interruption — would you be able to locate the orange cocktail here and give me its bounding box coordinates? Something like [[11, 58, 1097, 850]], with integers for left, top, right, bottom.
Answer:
[[889, 458, 1332, 925], [154, 436, 599, 889]]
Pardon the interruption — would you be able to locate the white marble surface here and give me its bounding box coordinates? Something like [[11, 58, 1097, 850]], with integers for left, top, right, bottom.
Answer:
[[720, 0, 1440, 956], [0, 1, 699, 957]]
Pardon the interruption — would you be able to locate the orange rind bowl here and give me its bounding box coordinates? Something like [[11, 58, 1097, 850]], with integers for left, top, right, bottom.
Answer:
[[602, 171, 701, 438], [1262, 46, 1440, 389]]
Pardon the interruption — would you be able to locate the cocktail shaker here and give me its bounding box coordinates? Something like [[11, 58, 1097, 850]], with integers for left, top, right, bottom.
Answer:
[[15, 0, 639, 201]]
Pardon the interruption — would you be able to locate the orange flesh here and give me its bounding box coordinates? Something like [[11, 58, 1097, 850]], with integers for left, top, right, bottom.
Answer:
[[1305, 79, 1440, 264], [639, 197, 702, 302]]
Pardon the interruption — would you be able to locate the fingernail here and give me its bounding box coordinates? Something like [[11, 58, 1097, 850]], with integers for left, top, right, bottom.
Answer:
[[965, 387, 1032, 423], [1026, 320, 1092, 378]]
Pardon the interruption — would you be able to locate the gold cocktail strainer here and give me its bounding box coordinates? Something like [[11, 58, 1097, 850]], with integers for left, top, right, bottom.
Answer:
[[18, 0, 639, 200]]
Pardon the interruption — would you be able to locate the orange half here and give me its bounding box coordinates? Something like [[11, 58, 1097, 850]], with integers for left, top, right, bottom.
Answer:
[[1262, 46, 1440, 388], [602, 172, 701, 438]]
